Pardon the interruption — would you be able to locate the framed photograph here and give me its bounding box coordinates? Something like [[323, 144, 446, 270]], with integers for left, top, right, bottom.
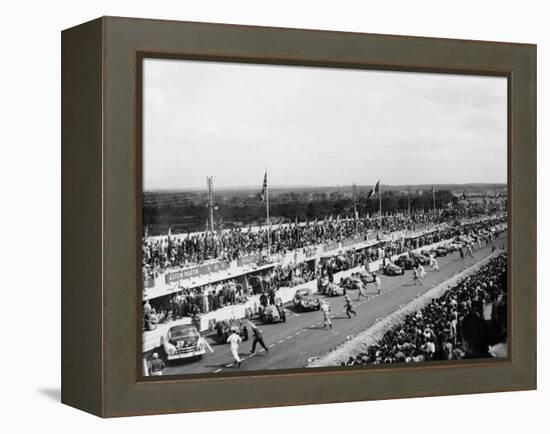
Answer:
[[62, 17, 536, 417]]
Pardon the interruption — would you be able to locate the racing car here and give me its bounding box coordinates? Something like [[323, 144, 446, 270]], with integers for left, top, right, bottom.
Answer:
[[341, 275, 363, 290], [410, 251, 431, 265], [160, 324, 206, 361], [293, 288, 321, 311], [383, 262, 404, 276], [214, 319, 249, 345], [395, 254, 416, 270], [428, 246, 449, 257], [258, 301, 287, 323], [322, 282, 346, 297]]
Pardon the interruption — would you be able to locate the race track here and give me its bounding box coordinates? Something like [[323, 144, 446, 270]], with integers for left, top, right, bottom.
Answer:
[[155, 233, 507, 376]]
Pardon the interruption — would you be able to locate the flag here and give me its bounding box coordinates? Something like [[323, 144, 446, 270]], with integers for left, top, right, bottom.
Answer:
[[259, 171, 267, 204], [368, 180, 380, 198]]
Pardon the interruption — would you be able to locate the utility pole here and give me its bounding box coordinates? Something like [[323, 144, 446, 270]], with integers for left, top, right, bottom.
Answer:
[[379, 184, 382, 227], [206, 176, 214, 233], [352, 183, 358, 220], [407, 186, 411, 215], [265, 169, 271, 257]]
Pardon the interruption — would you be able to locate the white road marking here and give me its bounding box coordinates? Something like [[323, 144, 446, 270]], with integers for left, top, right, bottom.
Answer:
[[269, 344, 276, 348], [203, 339, 214, 354], [278, 339, 284, 344], [214, 368, 222, 373]]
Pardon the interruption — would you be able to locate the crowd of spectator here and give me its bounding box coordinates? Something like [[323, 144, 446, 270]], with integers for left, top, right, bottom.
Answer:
[[142, 208, 497, 279], [342, 253, 508, 366], [142, 215, 506, 331]]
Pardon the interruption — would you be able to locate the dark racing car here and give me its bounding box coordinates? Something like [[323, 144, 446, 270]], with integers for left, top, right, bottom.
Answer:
[[341, 275, 363, 290], [395, 254, 416, 270], [259, 301, 287, 323], [410, 251, 431, 265], [293, 288, 321, 311], [214, 319, 249, 345], [383, 262, 404, 276]]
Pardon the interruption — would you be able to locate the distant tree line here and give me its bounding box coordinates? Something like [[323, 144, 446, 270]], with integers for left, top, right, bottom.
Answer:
[[143, 189, 458, 236]]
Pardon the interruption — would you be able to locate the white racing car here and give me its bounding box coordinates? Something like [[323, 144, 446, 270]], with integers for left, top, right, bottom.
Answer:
[[160, 324, 207, 361]]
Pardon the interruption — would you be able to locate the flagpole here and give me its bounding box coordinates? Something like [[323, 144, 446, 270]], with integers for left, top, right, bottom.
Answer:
[[379, 182, 382, 227], [432, 187, 436, 215], [265, 168, 271, 258]]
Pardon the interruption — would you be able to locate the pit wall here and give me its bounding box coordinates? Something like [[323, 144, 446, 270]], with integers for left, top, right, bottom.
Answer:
[[142, 239, 450, 352]]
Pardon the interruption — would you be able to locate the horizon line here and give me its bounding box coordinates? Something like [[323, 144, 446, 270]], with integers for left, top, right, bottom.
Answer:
[[144, 181, 508, 193]]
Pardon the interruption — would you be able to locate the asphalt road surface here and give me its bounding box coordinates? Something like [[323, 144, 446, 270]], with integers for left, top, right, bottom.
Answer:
[[157, 233, 507, 376]]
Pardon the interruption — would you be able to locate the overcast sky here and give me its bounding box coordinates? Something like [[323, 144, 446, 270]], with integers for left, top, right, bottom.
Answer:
[[143, 58, 507, 191]]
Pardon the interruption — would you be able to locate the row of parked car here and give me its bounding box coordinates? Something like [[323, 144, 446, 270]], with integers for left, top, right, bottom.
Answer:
[[381, 235, 483, 276]]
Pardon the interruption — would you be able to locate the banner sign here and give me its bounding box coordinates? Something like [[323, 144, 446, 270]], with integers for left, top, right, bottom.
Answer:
[[342, 236, 362, 248], [164, 261, 230, 284], [304, 247, 318, 258], [237, 253, 260, 267], [165, 266, 200, 284], [391, 231, 405, 241], [323, 242, 339, 252]]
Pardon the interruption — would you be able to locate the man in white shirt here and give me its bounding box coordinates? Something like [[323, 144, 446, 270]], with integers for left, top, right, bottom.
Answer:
[[374, 273, 381, 294], [227, 330, 243, 367], [417, 263, 426, 279], [320, 300, 332, 329]]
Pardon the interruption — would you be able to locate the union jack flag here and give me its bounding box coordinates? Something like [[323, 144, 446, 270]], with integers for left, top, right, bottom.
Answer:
[[368, 180, 380, 198], [260, 171, 267, 203]]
